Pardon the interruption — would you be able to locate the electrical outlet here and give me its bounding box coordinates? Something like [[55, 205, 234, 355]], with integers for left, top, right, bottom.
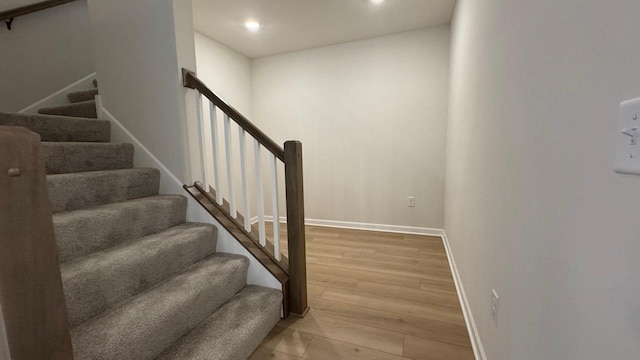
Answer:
[[491, 289, 499, 326], [407, 196, 415, 207]]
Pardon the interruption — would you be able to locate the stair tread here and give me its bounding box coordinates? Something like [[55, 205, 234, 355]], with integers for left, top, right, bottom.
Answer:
[[71, 253, 249, 360], [0, 112, 109, 142], [41, 142, 134, 174], [67, 88, 99, 103], [48, 168, 160, 213], [157, 285, 282, 360], [62, 222, 218, 326], [39, 100, 97, 118], [54, 195, 187, 263]]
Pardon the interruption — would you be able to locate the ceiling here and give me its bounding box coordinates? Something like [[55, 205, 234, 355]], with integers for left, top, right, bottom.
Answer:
[[192, 0, 456, 59]]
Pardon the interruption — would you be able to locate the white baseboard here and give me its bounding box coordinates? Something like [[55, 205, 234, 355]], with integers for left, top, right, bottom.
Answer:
[[19, 73, 96, 113], [305, 218, 444, 237], [251, 216, 443, 237], [441, 230, 487, 360]]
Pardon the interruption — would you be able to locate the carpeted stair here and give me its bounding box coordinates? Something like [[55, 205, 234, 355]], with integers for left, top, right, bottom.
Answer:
[[0, 82, 282, 360], [39, 99, 98, 118]]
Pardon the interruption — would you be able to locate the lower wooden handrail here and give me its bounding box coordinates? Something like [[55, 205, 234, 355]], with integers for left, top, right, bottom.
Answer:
[[0, 126, 73, 359]]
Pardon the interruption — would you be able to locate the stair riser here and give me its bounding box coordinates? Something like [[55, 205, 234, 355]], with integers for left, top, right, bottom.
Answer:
[[63, 224, 218, 326], [54, 196, 187, 263], [71, 255, 249, 360], [39, 101, 97, 118], [48, 169, 160, 213], [68, 89, 99, 103], [42, 143, 134, 174], [0, 114, 109, 142]]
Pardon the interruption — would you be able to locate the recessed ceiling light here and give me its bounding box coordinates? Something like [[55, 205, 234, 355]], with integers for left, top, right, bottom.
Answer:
[[244, 19, 261, 32], [370, 0, 385, 4]]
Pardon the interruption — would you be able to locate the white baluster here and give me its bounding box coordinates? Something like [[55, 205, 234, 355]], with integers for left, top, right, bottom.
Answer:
[[238, 127, 251, 232], [254, 140, 266, 246], [269, 154, 280, 260], [194, 91, 208, 189], [223, 114, 237, 218], [209, 103, 222, 205]]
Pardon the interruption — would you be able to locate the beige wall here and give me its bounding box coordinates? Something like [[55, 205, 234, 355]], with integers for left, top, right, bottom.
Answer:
[[446, 0, 640, 359], [252, 27, 450, 228], [0, 0, 94, 112]]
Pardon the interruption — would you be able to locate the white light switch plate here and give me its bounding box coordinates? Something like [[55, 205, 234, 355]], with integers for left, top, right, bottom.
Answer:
[[615, 97, 640, 174]]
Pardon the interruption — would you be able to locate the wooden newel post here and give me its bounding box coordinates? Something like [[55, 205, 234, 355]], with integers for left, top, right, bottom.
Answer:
[[0, 126, 74, 359], [284, 140, 308, 317]]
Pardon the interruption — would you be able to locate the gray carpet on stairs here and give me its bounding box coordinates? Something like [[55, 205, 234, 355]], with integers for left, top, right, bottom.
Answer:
[[71, 254, 249, 360], [157, 286, 283, 360], [42, 142, 134, 174], [47, 168, 160, 213], [3, 83, 282, 360], [54, 195, 187, 263], [0, 112, 109, 142], [68, 88, 99, 103], [39, 100, 97, 118], [62, 223, 218, 326]]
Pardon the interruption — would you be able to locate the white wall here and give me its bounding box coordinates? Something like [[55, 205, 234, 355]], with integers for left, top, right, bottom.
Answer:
[[87, 0, 195, 182], [252, 27, 450, 229], [195, 32, 253, 117], [0, 0, 94, 112], [446, 0, 640, 359]]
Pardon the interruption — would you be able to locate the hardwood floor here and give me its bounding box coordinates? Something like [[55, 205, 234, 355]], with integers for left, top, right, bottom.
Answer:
[[250, 225, 474, 360]]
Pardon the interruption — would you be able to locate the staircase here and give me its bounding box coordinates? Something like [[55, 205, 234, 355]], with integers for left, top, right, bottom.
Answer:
[[0, 82, 282, 359]]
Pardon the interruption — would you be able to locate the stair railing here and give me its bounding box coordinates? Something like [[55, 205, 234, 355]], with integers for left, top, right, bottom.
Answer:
[[182, 69, 308, 317]]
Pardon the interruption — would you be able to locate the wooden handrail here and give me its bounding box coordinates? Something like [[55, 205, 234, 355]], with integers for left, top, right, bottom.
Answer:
[[182, 69, 285, 161], [0, 126, 74, 359], [0, 0, 77, 22]]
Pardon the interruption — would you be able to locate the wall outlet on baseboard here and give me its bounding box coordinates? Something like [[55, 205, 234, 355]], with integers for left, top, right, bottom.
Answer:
[[407, 196, 416, 207], [491, 289, 499, 326]]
